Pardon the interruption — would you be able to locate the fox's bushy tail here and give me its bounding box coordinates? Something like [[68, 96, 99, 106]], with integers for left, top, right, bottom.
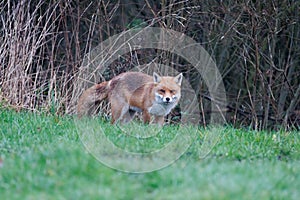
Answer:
[[77, 81, 109, 117]]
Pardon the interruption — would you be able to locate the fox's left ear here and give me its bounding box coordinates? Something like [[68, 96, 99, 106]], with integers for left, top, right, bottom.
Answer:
[[153, 72, 161, 83], [174, 73, 183, 86]]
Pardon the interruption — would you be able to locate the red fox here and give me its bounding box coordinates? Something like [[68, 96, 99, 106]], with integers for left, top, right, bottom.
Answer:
[[77, 72, 183, 125]]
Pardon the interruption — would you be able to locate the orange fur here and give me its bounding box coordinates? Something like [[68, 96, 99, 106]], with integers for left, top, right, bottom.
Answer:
[[77, 72, 183, 125]]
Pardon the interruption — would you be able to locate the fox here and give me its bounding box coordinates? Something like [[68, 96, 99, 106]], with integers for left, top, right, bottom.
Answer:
[[77, 71, 183, 125]]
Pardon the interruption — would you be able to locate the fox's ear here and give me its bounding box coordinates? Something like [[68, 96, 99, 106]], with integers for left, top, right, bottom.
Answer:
[[153, 72, 161, 83], [174, 73, 183, 86]]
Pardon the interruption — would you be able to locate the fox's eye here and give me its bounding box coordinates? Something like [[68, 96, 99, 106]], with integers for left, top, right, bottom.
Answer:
[[170, 90, 175, 94], [159, 89, 165, 93]]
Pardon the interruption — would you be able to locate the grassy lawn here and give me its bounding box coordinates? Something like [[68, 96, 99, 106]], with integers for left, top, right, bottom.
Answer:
[[0, 109, 299, 199]]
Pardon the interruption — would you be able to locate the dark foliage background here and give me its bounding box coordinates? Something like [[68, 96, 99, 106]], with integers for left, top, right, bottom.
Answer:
[[0, 0, 299, 130]]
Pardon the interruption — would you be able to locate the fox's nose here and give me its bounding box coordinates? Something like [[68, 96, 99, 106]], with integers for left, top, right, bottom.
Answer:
[[166, 97, 170, 102]]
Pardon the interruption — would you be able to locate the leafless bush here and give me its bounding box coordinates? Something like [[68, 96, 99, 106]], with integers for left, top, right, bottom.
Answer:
[[0, 0, 299, 129]]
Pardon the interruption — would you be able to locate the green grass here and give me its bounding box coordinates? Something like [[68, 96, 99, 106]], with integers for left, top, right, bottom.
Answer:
[[0, 109, 299, 199]]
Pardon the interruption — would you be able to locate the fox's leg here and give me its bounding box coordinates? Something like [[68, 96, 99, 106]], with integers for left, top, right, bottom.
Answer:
[[142, 110, 151, 124], [110, 105, 121, 124], [110, 98, 133, 124], [110, 98, 127, 124], [153, 115, 165, 126], [120, 109, 136, 123]]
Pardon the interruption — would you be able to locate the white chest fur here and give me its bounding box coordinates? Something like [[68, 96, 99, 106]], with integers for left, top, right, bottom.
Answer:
[[148, 102, 176, 116]]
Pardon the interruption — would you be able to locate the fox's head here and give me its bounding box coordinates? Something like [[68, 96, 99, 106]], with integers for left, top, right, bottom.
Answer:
[[153, 72, 183, 105]]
